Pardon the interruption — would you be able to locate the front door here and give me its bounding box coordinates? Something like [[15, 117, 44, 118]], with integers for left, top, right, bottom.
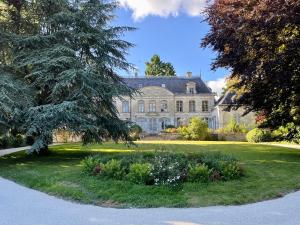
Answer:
[[149, 118, 158, 134]]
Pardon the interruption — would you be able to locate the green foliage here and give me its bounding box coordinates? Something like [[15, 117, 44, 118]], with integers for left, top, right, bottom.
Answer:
[[129, 124, 143, 141], [82, 156, 102, 176], [0, 70, 32, 134], [246, 128, 272, 143], [9, 134, 25, 147], [102, 159, 124, 180], [164, 128, 178, 133], [0, 136, 9, 149], [127, 163, 153, 185], [188, 164, 211, 183], [0, 135, 25, 149], [221, 162, 244, 181], [222, 118, 249, 134], [165, 125, 176, 129], [145, 55, 176, 76], [178, 117, 208, 140], [272, 122, 300, 144], [82, 150, 243, 187], [202, 0, 300, 130], [0, 0, 135, 154], [1, 142, 274, 207]]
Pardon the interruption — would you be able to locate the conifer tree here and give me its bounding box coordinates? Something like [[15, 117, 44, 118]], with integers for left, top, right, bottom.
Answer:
[[0, 0, 135, 153]]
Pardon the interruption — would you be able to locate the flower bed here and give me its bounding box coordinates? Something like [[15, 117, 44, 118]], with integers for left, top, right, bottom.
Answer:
[[82, 151, 244, 186]]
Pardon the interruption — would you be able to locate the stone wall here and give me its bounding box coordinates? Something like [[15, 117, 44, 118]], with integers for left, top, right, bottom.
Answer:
[[211, 105, 256, 130]]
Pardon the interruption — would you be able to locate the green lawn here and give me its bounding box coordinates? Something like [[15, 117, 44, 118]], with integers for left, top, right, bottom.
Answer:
[[1, 141, 300, 208]]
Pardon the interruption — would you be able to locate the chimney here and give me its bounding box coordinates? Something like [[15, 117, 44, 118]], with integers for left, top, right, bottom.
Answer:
[[186, 72, 192, 78], [134, 72, 138, 78]]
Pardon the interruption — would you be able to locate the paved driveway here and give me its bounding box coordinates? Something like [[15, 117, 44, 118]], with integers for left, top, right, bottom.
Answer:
[[0, 177, 299, 225]]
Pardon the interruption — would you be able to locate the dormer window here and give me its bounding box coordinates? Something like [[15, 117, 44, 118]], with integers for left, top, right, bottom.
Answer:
[[189, 88, 195, 94], [162, 83, 166, 88], [138, 84, 143, 88], [186, 82, 196, 94]]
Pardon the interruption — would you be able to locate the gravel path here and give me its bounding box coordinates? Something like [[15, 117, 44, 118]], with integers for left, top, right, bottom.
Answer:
[[265, 143, 300, 150], [0, 177, 299, 225], [0, 146, 30, 157]]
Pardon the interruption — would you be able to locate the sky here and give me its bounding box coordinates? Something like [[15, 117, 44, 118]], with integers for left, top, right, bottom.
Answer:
[[114, 0, 229, 96]]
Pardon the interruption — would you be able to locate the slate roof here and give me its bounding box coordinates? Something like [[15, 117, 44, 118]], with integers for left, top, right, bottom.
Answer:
[[123, 76, 212, 94], [216, 91, 237, 105]]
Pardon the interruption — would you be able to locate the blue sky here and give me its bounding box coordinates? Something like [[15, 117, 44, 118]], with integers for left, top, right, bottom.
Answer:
[[114, 1, 229, 95]]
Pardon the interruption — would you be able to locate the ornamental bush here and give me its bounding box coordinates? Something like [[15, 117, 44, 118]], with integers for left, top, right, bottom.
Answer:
[[82, 151, 244, 186], [188, 164, 211, 183], [129, 124, 143, 141], [220, 162, 244, 181], [0, 135, 25, 149], [150, 154, 188, 186], [178, 117, 208, 140], [246, 128, 272, 143], [102, 159, 124, 180], [127, 163, 153, 185], [82, 156, 102, 175], [0, 136, 9, 149], [272, 123, 300, 144], [9, 135, 25, 147]]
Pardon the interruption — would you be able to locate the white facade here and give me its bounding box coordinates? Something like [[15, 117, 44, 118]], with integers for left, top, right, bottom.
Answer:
[[115, 85, 215, 134], [115, 77, 256, 134]]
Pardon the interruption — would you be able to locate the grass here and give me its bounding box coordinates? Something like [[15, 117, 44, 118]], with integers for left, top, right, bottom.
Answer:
[[0, 140, 300, 208]]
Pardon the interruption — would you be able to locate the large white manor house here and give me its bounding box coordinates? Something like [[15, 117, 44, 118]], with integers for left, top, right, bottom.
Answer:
[[115, 73, 255, 134]]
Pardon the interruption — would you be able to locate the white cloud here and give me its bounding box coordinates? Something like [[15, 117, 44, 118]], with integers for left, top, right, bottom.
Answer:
[[118, 0, 207, 21], [207, 77, 226, 98]]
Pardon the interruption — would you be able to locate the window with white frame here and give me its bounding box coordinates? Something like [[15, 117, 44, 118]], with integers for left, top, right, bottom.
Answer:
[[138, 100, 145, 113], [122, 101, 129, 113], [189, 87, 195, 94], [149, 100, 156, 112], [160, 100, 168, 112], [189, 100, 196, 112], [176, 100, 183, 112], [202, 100, 209, 112]]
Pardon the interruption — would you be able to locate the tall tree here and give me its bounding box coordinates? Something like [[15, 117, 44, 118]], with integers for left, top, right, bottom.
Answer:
[[145, 54, 176, 76], [202, 0, 300, 129], [0, 0, 135, 154]]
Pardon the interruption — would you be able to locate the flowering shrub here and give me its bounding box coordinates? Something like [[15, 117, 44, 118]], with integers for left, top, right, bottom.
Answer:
[[150, 154, 187, 186], [82, 151, 244, 186]]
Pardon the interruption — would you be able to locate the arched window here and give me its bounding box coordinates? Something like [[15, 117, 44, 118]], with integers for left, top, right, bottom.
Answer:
[[189, 100, 196, 112], [138, 100, 145, 113], [122, 101, 129, 113]]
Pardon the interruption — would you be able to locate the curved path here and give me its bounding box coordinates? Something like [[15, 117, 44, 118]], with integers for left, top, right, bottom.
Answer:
[[0, 178, 299, 225]]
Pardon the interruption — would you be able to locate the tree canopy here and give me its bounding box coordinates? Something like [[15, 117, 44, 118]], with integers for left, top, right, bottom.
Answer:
[[0, 0, 135, 153], [202, 0, 300, 129], [145, 54, 176, 76]]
